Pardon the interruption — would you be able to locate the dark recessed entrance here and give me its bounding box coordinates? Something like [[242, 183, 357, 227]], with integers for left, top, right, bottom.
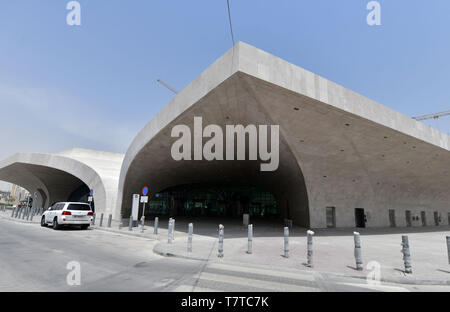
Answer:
[[355, 208, 365, 228], [145, 184, 278, 219]]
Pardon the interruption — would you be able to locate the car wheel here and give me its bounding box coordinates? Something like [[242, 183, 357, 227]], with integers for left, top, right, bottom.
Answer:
[[53, 218, 60, 230], [41, 216, 47, 227]]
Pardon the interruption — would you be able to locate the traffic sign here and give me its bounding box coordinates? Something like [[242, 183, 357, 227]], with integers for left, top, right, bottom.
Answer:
[[142, 186, 149, 196], [140, 196, 148, 203]]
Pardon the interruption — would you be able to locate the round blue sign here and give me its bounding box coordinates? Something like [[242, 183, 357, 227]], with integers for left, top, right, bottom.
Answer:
[[142, 186, 149, 196]]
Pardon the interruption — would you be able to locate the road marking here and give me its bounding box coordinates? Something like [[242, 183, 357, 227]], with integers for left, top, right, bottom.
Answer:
[[173, 284, 222, 292], [197, 272, 319, 292], [337, 282, 410, 292], [207, 262, 316, 282]]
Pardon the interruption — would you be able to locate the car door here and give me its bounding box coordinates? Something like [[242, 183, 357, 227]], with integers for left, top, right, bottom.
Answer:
[[46, 204, 57, 223]]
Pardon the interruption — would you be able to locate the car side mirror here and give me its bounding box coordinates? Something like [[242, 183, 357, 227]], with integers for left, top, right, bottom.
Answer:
[[47, 207, 51, 211]]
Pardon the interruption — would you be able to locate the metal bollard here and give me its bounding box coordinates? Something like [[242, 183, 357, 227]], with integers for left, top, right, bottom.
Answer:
[[354, 232, 363, 270], [154, 217, 159, 234], [22, 208, 26, 220], [243, 213, 249, 226], [218, 224, 224, 258], [172, 219, 175, 240], [187, 223, 193, 252], [168, 218, 173, 244], [128, 216, 133, 231], [26, 208, 31, 221], [30, 209, 34, 222], [446, 236, 450, 265], [247, 224, 253, 254], [401, 235, 412, 274], [140, 216, 145, 233], [283, 227, 289, 258], [118, 216, 123, 230], [99, 213, 104, 227], [306, 230, 314, 267], [11, 207, 15, 218], [107, 214, 112, 228], [92, 214, 96, 225]]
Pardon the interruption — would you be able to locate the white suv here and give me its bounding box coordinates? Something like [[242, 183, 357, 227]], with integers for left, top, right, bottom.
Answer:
[[41, 202, 94, 230]]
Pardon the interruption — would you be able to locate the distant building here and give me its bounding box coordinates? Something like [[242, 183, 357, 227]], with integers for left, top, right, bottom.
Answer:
[[10, 184, 29, 206]]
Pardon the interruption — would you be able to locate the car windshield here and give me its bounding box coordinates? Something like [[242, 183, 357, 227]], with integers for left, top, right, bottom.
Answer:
[[67, 204, 91, 211]]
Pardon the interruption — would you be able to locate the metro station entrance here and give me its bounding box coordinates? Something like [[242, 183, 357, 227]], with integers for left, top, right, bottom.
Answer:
[[146, 184, 278, 219]]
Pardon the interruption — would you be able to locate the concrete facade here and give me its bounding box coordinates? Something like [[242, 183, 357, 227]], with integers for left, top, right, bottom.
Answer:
[[117, 42, 450, 228], [0, 148, 124, 219], [1, 42, 449, 229]]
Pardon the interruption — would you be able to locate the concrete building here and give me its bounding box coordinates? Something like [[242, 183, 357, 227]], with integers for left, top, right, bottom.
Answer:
[[10, 184, 29, 206], [0, 148, 123, 219], [116, 42, 450, 229], [0, 42, 449, 228]]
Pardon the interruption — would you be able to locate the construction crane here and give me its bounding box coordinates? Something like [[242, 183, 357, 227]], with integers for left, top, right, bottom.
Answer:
[[156, 79, 178, 95], [412, 110, 450, 121]]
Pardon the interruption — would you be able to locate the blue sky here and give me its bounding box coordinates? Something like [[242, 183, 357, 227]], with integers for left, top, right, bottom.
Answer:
[[0, 0, 449, 190]]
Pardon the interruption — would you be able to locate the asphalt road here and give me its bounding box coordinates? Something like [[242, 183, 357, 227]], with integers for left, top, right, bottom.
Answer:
[[0, 218, 447, 292]]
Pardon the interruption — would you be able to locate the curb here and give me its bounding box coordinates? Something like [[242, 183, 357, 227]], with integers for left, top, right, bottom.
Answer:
[[92, 226, 157, 241], [0, 213, 40, 225], [153, 242, 210, 261]]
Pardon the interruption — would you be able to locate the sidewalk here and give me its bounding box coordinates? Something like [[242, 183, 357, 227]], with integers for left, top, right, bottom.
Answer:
[[1, 211, 449, 286], [151, 218, 450, 286]]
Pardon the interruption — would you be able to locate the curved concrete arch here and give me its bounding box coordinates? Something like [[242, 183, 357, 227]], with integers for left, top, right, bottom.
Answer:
[[0, 148, 124, 219], [118, 42, 450, 228]]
